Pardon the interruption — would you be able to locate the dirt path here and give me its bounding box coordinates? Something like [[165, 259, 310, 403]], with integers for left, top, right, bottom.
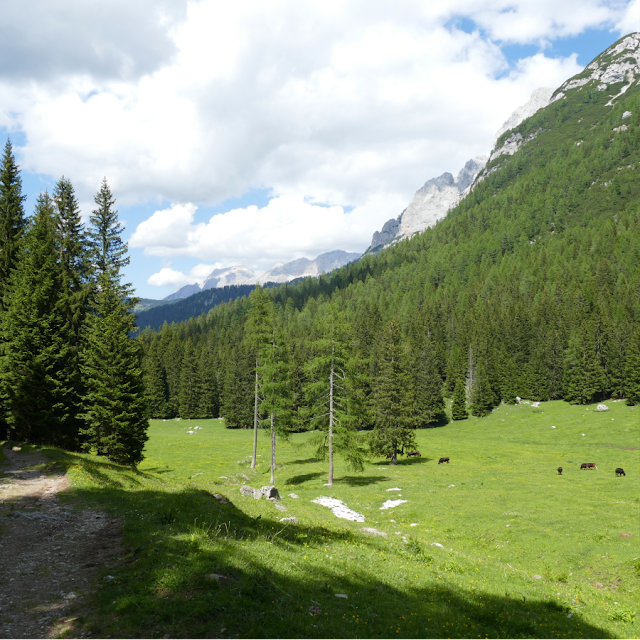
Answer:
[[0, 447, 122, 638]]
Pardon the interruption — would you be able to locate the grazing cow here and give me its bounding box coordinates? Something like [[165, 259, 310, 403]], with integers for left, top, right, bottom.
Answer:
[[581, 463, 596, 470], [580, 463, 588, 470], [438, 457, 450, 464], [406, 451, 421, 457], [616, 467, 626, 476], [557, 467, 563, 475]]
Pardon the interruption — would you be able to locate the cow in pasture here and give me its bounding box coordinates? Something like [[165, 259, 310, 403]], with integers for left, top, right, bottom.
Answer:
[[406, 451, 421, 457], [557, 467, 563, 475], [581, 462, 596, 470], [438, 457, 450, 464], [615, 467, 626, 476]]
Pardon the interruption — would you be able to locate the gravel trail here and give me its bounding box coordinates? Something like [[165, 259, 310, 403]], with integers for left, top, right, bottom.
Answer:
[[0, 446, 121, 638]]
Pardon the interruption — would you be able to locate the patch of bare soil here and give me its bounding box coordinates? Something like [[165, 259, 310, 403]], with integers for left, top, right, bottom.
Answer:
[[0, 446, 122, 638]]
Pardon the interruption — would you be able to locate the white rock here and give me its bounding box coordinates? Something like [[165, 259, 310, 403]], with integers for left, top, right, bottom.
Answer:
[[335, 593, 348, 599], [380, 499, 408, 510], [386, 488, 401, 492], [595, 404, 609, 411], [361, 527, 388, 538], [492, 87, 555, 144], [410, 523, 419, 527], [622, 111, 632, 118], [279, 516, 298, 523], [431, 542, 444, 548], [312, 497, 364, 522], [288, 493, 299, 499]]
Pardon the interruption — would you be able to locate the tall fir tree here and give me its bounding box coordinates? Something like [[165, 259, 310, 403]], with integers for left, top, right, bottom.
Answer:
[[245, 285, 274, 468], [304, 304, 364, 486], [179, 338, 199, 418], [0, 139, 27, 304], [624, 327, 640, 406], [470, 360, 495, 417], [79, 180, 148, 465], [53, 177, 91, 446], [369, 321, 417, 464], [143, 339, 169, 418], [410, 335, 445, 426], [451, 377, 469, 420], [196, 343, 218, 418], [0, 194, 75, 445], [563, 321, 607, 404]]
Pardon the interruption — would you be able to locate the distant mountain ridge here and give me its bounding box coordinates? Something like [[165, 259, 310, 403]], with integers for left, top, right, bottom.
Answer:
[[164, 250, 361, 301]]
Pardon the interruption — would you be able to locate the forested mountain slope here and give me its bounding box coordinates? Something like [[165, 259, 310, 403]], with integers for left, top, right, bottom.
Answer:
[[139, 34, 640, 424]]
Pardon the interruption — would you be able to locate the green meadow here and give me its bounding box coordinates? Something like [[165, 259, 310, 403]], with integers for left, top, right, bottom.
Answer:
[[22, 400, 640, 638]]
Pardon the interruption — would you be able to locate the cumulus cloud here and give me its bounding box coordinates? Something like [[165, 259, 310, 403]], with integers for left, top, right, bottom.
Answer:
[[131, 195, 379, 273], [1, 0, 630, 295], [147, 263, 217, 288]]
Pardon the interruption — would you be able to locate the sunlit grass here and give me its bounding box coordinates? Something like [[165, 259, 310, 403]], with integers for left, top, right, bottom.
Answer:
[[30, 400, 639, 638]]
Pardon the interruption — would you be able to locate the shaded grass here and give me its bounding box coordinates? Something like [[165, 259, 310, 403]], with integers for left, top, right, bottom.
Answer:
[[30, 401, 640, 638]]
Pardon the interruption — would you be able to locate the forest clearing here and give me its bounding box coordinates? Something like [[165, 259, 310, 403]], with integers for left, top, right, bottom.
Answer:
[[1, 399, 637, 638]]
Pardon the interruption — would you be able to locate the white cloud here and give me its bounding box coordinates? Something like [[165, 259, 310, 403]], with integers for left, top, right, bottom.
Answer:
[[131, 195, 387, 274], [147, 263, 218, 288], [1, 0, 631, 296]]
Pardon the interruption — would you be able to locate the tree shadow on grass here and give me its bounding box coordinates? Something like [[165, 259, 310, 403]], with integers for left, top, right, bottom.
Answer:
[[286, 458, 320, 465], [397, 457, 430, 465], [283, 472, 325, 486]]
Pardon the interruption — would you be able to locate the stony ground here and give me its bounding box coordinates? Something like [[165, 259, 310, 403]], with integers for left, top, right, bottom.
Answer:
[[0, 446, 122, 638]]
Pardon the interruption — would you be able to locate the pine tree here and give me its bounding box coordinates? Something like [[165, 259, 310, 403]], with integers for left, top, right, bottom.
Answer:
[[624, 327, 640, 405], [143, 339, 168, 418], [197, 344, 218, 418], [369, 321, 417, 464], [410, 336, 445, 426], [260, 320, 292, 485], [179, 338, 198, 418], [470, 361, 494, 417], [564, 322, 607, 404], [245, 285, 274, 468], [0, 194, 74, 445], [53, 177, 91, 446], [0, 139, 27, 304], [451, 377, 468, 420], [79, 180, 148, 466], [304, 304, 364, 486]]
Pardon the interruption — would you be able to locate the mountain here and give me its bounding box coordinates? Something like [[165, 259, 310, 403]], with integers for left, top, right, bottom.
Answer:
[[368, 87, 557, 251], [163, 250, 361, 300], [139, 33, 640, 425]]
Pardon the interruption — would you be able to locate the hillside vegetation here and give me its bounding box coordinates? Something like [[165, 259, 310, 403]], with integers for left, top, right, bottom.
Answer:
[[139, 36, 640, 426]]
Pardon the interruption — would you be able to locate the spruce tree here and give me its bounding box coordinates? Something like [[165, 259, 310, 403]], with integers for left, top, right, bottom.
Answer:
[[197, 344, 218, 418], [304, 304, 364, 486], [411, 335, 445, 426], [260, 320, 292, 485], [0, 139, 27, 304], [79, 179, 148, 465], [470, 361, 495, 417], [53, 177, 91, 446], [564, 322, 607, 404], [0, 194, 74, 444], [245, 285, 274, 468], [143, 339, 168, 418], [624, 327, 640, 405], [369, 321, 416, 464], [179, 338, 198, 418], [451, 377, 468, 420]]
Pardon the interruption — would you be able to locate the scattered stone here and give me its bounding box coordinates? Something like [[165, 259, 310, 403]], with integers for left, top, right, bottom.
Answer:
[[532, 401, 540, 407], [361, 527, 388, 538], [431, 542, 444, 548], [386, 488, 401, 492], [380, 499, 407, 510], [335, 593, 348, 599], [260, 486, 281, 500], [239, 473, 250, 480], [274, 503, 287, 512], [308, 605, 322, 616], [410, 523, 419, 527], [11, 446, 21, 452], [191, 473, 204, 478], [567, 613, 574, 618], [240, 485, 258, 498], [219, 476, 229, 479], [187, 431, 195, 434], [622, 111, 632, 118], [104, 575, 115, 581], [448, 485, 455, 488], [288, 493, 299, 499], [280, 517, 298, 523], [533, 575, 542, 579], [212, 493, 228, 504], [594, 582, 604, 589], [596, 404, 609, 411]]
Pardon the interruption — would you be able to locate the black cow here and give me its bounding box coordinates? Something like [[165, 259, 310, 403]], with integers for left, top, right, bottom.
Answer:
[[438, 457, 450, 464], [615, 467, 626, 476], [557, 467, 563, 475]]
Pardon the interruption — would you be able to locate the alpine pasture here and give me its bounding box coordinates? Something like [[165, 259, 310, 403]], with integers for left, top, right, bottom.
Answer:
[[42, 400, 638, 638]]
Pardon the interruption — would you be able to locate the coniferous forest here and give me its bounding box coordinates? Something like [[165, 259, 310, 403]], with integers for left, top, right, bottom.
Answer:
[[0, 141, 147, 465], [137, 65, 640, 465]]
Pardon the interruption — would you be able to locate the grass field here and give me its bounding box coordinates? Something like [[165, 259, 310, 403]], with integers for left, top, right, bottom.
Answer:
[[11, 399, 639, 638]]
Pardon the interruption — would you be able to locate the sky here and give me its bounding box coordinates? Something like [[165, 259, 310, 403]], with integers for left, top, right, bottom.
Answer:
[[1, 1, 638, 299]]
